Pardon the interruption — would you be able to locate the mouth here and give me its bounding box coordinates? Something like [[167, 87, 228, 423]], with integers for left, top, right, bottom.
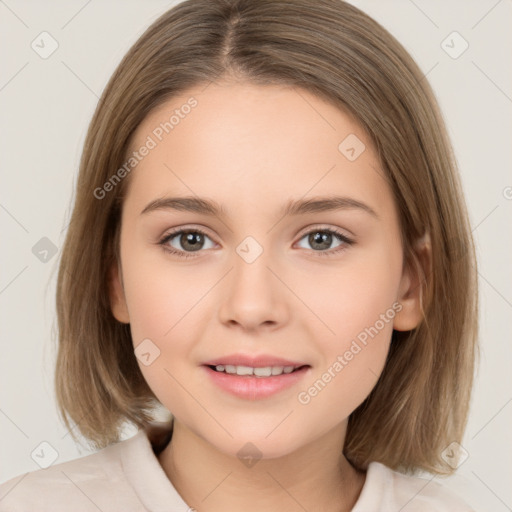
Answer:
[[206, 364, 309, 377], [201, 358, 311, 400]]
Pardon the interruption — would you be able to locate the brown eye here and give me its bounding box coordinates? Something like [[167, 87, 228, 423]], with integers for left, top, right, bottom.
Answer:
[[175, 231, 205, 252], [159, 228, 215, 258], [296, 228, 353, 255]]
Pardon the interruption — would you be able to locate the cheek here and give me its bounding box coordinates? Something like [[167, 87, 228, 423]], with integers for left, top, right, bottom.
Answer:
[[120, 245, 217, 413], [303, 243, 402, 346], [121, 245, 212, 344], [122, 262, 200, 416], [296, 290, 398, 422], [295, 246, 402, 411], [295, 337, 391, 431]]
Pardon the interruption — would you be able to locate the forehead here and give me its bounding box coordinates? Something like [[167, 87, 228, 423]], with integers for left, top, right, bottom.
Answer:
[[124, 81, 393, 218]]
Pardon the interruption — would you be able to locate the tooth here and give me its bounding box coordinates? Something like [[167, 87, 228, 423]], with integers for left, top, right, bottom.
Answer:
[[236, 365, 254, 376], [214, 364, 301, 376], [254, 367, 272, 377]]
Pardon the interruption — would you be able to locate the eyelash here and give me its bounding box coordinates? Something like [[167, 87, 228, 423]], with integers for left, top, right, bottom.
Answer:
[[157, 226, 354, 259]]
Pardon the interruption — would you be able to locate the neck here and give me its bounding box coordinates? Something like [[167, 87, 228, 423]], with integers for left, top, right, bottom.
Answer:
[[157, 419, 366, 512]]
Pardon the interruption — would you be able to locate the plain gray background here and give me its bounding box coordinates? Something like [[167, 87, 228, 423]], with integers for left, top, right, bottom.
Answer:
[[1, 0, 511, 509]]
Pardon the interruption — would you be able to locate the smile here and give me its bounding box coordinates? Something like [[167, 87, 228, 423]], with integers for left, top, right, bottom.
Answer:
[[209, 364, 305, 377]]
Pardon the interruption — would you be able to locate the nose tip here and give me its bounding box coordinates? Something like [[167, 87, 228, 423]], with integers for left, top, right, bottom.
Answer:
[[218, 256, 288, 331]]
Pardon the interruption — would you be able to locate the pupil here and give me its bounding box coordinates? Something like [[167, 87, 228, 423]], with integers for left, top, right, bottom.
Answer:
[[182, 232, 203, 251], [310, 231, 331, 250]]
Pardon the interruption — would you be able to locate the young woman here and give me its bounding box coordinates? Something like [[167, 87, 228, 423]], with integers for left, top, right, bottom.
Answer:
[[0, 1, 478, 510]]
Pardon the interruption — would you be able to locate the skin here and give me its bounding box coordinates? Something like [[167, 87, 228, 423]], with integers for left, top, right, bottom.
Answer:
[[109, 80, 428, 512]]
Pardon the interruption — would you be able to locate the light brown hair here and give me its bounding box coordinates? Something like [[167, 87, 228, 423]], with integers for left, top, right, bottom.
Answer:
[[55, 0, 478, 475]]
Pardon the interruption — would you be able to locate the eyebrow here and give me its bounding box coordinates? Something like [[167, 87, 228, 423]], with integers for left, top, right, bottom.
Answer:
[[140, 195, 379, 219]]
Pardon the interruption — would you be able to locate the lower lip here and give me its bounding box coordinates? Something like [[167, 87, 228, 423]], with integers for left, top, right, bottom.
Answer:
[[202, 365, 310, 400]]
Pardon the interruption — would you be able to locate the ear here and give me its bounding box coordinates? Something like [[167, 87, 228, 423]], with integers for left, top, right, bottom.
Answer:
[[108, 261, 130, 324], [393, 232, 431, 331]]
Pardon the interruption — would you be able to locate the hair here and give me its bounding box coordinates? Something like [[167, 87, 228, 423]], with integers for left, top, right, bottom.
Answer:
[[54, 0, 478, 475]]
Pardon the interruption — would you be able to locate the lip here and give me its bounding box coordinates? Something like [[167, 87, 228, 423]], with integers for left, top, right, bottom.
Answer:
[[202, 354, 307, 367], [201, 354, 311, 400]]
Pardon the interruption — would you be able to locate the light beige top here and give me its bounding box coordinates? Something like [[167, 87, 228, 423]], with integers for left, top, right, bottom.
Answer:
[[0, 424, 474, 511]]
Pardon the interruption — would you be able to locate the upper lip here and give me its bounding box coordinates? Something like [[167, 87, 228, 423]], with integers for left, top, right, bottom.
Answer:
[[202, 354, 308, 368]]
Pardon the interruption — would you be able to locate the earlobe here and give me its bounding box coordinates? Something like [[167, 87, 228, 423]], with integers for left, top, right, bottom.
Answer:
[[393, 233, 431, 332], [108, 262, 130, 324]]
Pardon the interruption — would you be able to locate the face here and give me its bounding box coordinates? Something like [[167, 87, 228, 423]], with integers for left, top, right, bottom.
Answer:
[[110, 81, 422, 459]]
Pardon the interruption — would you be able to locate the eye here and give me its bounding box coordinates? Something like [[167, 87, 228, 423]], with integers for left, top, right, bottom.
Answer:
[[295, 228, 354, 256], [158, 228, 215, 258]]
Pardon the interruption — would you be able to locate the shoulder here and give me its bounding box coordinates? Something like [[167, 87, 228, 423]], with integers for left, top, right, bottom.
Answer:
[[353, 461, 475, 512], [0, 432, 146, 512]]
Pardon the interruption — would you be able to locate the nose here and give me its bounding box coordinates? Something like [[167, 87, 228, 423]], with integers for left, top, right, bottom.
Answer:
[[217, 246, 289, 332]]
